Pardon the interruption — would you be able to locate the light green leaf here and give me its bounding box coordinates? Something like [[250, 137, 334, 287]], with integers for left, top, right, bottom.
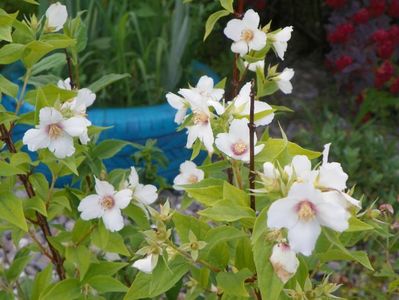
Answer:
[[204, 10, 230, 41], [220, 0, 234, 13], [104, 232, 130, 256], [0, 75, 19, 98], [91, 221, 109, 249], [88, 73, 131, 93], [216, 269, 252, 297], [0, 192, 28, 232], [0, 161, 25, 176], [5, 250, 31, 282], [124, 257, 189, 300], [40, 279, 81, 300], [31, 53, 66, 76], [87, 275, 128, 293], [31, 265, 53, 300], [83, 262, 128, 283], [317, 249, 374, 271], [23, 196, 47, 216], [0, 43, 25, 64], [347, 217, 374, 232], [91, 139, 137, 160], [223, 181, 249, 206], [173, 212, 210, 243], [199, 200, 255, 222], [23, 0, 39, 4], [182, 178, 224, 206]]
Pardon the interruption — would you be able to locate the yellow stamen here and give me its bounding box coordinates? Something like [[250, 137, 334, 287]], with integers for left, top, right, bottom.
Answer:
[[101, 196, 115, 210]]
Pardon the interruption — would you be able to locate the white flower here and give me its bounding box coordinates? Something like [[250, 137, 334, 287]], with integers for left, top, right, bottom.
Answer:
[[132, 254, 158, 274], [23, 107, 88, 158], [244, 60, 265, 72], [263, 162, 279, 180], [58, 78, 96, 144], [45, 2, 68, 32], [78, 178, 132, 232], [224, 9, 267, 56], [166, 92, 188, 124], [317, 143, 361, 209], [270, 242, 299, 283], [184, 90, 214, 153], [274, 68, 294, 94], [127, 167, 158, 205], [267, 183, 349, 256], [271, 26, 293, 60], [284, 155, 318, 184], [231, 82, 274, 126], [215, 118, 264, 162], [190, 75, 225, 115], [173, 161, 205, 190]]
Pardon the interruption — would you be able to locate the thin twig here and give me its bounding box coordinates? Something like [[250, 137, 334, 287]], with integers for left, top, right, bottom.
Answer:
[[0, 124, 66, 280], [248, 80, 256, 211], [64, 49, 76, 89]]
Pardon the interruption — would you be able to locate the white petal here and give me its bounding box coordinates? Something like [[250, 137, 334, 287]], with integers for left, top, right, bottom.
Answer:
[[254, 144, 264, 156], [291, 155, 311, 178], [201, 124, 214, 153], [78, 195, 103, 220], [270, 243, 299, 283], [77, 88, 96, 108], [134, 184, 158, 205], [215, 133, 234, 158], [95, 178, 115, 197], [267, 197, 300, 229], [39, 107, 63, 126], [186, 126, 200, 149], [242, 9, 260, 28], [245, 60, 265, 72], [274, 26, 293, 42], [173, 174, 188, 190], [22, 128, 50, 151], [208, 100, 225, 115], [114, 189, 133, 209], [231, 40, 249, 55], [62, 116, 87, 137], [229, 118, 250, 141], [273, 41, 288, 60], [132, 255, 156, 274], [79, 130, 90, 145], [224, 19, 245, 41], [318, 162, 348, 191], [248, 30, 267, 51], [254, 100, 274, 126], [102, 209, 124, 232], [316, 198, 349, 232], [287, 182, 322, 201], [196, 75, 214, 93], [57, 78, 71, 90], [322, 143, 331, 165], [342, 192, 361, 209], [277, 80, 293, 94], [288, 220, 321, 256], [174, 108, 188, 124], [279, 68, 295, 81], [48, 134, 75, 158], [210, 89, 224, 102], [166, 92, 185, 110], [180, 160, 198, 174], [263, 162, 278, 179], [46, 2, 68, 31], [128, 167, 139, 188]]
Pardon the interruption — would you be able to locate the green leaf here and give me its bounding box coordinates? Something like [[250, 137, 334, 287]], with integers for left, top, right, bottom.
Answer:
[[0, 75, 19, 98], [347, 217, 374, 232], [31, 53, 66, 76], [0, 161, 25, 176], [173, 212, 210, 243], [199, 200, 255, 222], [104, 232, 130, 256], [23, 196, 47, 216], [204, 10, 230, 41], [216, 269, 252, 297], [251, 207, 284, 300], [31, 265, 53, 300], [91, 139, 137, 160], [87, 275, 128, 293], [25, 84, 77, 107], [223, 181, 249, 206], [91, 221, 110, 249], [182, 178, 224, 206], [5, 250, 31, 282], [88, 73, 131, 93], [317, 249, 374, 271], [0, 11, 18, 42], [0, 192, 28, 232], [220, 0, 234, 13], [204, 226, 247, 255], [83, 262, 128, 282], [40, 279, 81, 300], [23, 0, 39, 4], [124, 257, 189, 300], [0, 43, 25, 64], [65, 245, 91, 280]]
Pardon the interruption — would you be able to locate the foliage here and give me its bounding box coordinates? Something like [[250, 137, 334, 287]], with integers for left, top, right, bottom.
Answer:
[[0, 1, 397, 300]]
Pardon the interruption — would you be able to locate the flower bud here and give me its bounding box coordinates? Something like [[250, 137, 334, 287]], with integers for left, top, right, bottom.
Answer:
[[45, 2, 68, 32], [379, 203, 394, 215], [270, 242, 299, 283]]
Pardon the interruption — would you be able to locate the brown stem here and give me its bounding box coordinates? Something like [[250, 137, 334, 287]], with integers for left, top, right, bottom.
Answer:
[[65, 49, 76, 89], [248, 80, 256, 211], [0, 124, 66, 280]]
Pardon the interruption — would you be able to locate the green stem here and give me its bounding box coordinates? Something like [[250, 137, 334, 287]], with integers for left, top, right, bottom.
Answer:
[[14, 68, 32, 116], [232, 160, 243, 189]]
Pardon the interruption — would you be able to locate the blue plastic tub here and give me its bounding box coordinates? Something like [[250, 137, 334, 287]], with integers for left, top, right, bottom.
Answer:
[[1, 61, 219, 184]]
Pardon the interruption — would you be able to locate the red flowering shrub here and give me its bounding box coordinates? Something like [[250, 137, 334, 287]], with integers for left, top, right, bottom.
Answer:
[[326, 0, 399, 96]]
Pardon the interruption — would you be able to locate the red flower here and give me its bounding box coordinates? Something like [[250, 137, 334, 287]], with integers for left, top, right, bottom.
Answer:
[[368, 0, 386, 18], [328, 23, 355, 43], [377, 40, 394, 59], [388, 0, 399, 18], [388, 25, 399, 44], [375, 61, 394, 88], [352, 8, 370, 24], [335, 55, 353, 71], [390, 77, 399, 94], [325, 0, 346, 9], [371, 29, 389, 43]]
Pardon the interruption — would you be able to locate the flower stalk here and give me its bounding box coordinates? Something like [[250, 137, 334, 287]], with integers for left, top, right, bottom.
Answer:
[[248, 80, 256, 211]]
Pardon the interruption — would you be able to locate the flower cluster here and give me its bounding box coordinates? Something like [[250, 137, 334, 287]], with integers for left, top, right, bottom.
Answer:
[[167, 10, 294, 159], [261, 143, 360, 282], [325, 0, 399, 95], [23, 78, 95, 158]]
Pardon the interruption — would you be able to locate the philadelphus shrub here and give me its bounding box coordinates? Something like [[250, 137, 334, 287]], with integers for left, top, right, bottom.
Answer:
[[0, 1, 381, 299]]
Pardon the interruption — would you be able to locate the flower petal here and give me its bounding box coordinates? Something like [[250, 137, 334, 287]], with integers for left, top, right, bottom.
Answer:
[[128, 167, 139, 188], [231, 40, 249, 55], [248, 30, 267, 51], [47, 133, 75, 158], [22, 128, 50, 151], [267, 197, 299, 229], [224, 19, 244, 41], [62, 116, 88, 137], [95, 178, 115, 197], [288, 220, 321, 256], [134, 184, 158, 205], [78, 194, 103, 220], [316, 198, 349, 232], [103, 208, 124, 232], [196, 75, 214, 92], [318, 162, 348, 191], [39, 107, 63, 126], [242, 9, 260, 28], [132, 255, 155, 274], [114, 189, 133, 209]]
